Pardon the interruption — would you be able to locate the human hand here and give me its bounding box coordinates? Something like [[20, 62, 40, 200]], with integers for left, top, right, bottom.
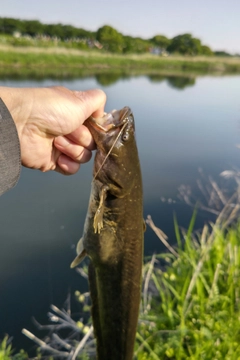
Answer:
[[0, 86, 106, 174]]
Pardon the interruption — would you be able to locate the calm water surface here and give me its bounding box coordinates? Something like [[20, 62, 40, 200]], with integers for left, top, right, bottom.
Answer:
[[0, 74, 240, 350]]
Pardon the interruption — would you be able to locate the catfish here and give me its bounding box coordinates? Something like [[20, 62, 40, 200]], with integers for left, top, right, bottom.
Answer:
[[71, 107, 144, 360]]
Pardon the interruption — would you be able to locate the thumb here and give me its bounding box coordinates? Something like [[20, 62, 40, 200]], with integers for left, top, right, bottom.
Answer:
[[73, 88, 107, 120]]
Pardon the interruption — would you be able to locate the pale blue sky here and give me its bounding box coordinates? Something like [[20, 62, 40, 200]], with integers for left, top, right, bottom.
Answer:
[[1, 0, 239, 53]]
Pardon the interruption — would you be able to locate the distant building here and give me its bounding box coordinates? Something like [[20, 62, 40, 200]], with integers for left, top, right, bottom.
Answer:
[[13, 31, 21, 38], [87, 39, 103, 49], [149, 47, 169, 56]]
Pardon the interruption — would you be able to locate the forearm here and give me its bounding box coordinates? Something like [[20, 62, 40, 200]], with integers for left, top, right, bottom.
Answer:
[[0, 86, 31, 139], [0, 97, 21, 196]]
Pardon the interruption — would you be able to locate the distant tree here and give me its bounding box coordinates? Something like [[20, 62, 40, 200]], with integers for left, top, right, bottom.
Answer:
[[0, 17, 216, 56], [61, 25, 78, 39], [214, 50, 231, 57], [43, 24, 65, 39], [24, 20, 43, 36], [167, 33, 203, 55], [150, 35, 170, 49], [200, 45, 213, 56], [75, 28, 95, 39], [96, 25, 124, 53], [123, 36, 150, 54], [0, 17, 24, 34], [122, 36, 135, 53]]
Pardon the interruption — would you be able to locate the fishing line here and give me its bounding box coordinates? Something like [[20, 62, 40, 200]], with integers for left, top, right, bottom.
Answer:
[[93, 119, 129, 181]]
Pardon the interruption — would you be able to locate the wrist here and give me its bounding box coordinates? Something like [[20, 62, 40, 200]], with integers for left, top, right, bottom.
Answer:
[[0, 87, 31, 139]]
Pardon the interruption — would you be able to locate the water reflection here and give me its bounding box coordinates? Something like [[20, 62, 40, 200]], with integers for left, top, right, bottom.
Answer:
[[146, 74, 165, 83], [147, 74, 196, 89], [166, 76, 196, 89], [0, 71, 196, 90], [96, 73, 196, 90], [95, 72, 126, 86]]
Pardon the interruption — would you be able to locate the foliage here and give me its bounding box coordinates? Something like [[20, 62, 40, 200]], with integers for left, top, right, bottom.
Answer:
[[201, 45, 213, 56], [0, 337, 27, 360], [0, 17, 217, 56], [122, 36, 152, 54], [150, 35, 171, 49], [136, 211, 240, 359], [96, 25, 124, 53], [0, 18, 24, 35], [0, 17, 95, 40], [0, 336, 12, 360], [23, 20, 43, 37], [214, 51, 231, 57], [167, 33, 213, 56]]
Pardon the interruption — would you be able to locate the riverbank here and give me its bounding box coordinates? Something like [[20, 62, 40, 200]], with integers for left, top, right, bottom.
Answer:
[[3, 209, 240, 359], [1, 44, 240, 78]]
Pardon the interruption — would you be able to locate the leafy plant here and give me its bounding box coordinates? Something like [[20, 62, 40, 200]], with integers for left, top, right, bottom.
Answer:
[[0, 337, 28, 360], [0, 336, 12, 360], [136, 210, 240, 359]]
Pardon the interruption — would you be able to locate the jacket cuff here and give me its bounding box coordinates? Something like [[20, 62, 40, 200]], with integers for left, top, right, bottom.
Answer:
[[0, 98, 21, 196]]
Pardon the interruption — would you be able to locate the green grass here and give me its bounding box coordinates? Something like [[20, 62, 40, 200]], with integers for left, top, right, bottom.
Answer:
[[1, 35, 240, 78], [0, 336, 12, 360], [136, 212, 240, 359], [0, 336, 27, 360]]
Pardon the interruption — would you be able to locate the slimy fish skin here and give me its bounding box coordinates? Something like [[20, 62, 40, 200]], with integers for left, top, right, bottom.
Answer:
[[71, 107, 144, 360]]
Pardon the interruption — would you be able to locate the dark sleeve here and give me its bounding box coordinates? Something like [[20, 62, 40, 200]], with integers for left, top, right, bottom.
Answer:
[[0, 98, 21, 196]]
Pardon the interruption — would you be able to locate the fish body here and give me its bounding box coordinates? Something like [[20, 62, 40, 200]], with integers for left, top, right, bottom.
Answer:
[[71, 107, 144, 360]]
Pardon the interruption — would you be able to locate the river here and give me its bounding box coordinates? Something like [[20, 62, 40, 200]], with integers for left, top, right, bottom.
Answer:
[[0, 73, 240, 351]]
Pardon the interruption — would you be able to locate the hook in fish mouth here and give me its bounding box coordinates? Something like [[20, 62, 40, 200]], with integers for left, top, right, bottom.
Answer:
[[88, 106, 134, 132]]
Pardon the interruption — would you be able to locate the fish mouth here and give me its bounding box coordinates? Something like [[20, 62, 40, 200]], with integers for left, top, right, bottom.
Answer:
[[87, 106, 134, 132]]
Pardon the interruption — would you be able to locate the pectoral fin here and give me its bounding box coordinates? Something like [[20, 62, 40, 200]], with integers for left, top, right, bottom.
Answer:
[[70, 237, 86, 268], [93, 185, 109, 234]]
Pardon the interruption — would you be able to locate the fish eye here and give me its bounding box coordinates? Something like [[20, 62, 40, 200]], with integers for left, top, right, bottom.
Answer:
[[122, 132, 129, 141]]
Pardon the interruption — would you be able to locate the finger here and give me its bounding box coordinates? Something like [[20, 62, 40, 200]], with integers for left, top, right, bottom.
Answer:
[[56, 154, 81, 175], [65, 124, 95, 150], [73, 89, 107, 120], [54, 136, 92, 163]]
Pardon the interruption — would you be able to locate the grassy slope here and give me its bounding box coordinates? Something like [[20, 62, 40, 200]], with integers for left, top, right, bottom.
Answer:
[[1, 44, 240, 77], [137, 212, 240, 360]]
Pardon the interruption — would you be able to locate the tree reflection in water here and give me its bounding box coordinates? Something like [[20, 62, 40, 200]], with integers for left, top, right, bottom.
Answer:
[[148, 74, 196, 89]]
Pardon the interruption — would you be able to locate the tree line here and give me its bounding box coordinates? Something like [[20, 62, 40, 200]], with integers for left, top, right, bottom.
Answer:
[[0, 17, 229, 56]]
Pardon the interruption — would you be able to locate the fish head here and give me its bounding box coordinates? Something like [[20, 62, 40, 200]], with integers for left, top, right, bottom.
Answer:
[[85, 107, 140, 195]]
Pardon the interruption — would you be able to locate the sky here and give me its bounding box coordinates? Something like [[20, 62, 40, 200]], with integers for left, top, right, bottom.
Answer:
[[1, 0, 240, 54]]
